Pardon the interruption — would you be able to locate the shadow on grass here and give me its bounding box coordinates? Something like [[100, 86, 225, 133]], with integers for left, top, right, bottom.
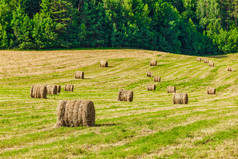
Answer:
[[94, 123, 117, 127], [209, 55, 228, 58]]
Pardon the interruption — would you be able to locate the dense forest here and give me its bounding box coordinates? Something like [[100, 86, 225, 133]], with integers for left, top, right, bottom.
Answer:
[[0, 0, 237, 55]]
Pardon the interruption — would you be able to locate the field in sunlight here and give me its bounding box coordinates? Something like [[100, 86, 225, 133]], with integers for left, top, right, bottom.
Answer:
[[0, 49, 237, 158]]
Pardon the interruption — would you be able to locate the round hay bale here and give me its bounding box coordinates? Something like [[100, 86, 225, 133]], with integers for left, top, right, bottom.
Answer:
[[146, 72, 152, 77], [69, 100, 77, 127], [126, 90, 133, 102], [150, 60, 157, 66], [73, 100, 81, 127], [118, 89, 133, 102], [46, 85, 58, 95], [30, 85, 35, 98], [54, 100, 66, 128], [100, 60, 108, 67], [75, 71, 84, 79], [227, 67, 233, 72], [207, 87, 216, 95], [30, 85, 47, 99], [63, 101, 71, 126], [39, 86, 47, 98], [196, 57, 202, 61], [147, 85, 156, 91], [167, 86, 176, 93], [209, 63, 214, 67], [65, 84, 74, 92], [154, 76, 161, 82], [57, 85, 61, 93], [77, 100, 83, 126], [81, 100, 95, 126], [173, 93, 188, 104], [204, 59, 209, 63], [117, 88, 124, 101], [56, 100, 95, 127]]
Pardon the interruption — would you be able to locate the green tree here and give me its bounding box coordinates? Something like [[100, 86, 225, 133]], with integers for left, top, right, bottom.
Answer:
[[11, 5, 33, 49]]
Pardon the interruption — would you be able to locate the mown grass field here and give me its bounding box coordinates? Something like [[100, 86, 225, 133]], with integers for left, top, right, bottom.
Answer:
[[0, 49, 238, 158]]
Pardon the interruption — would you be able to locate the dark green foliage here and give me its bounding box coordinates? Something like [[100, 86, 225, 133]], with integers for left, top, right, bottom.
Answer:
[[0, 0, 237, 54], [32, 13, 57, 49], [80, 0, 111, 47], [11, 5, 34, 49]]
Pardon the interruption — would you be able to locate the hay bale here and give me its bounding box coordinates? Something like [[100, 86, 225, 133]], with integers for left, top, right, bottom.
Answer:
[[147, 72, 152, 77], [173, 93, 188, 104], [167, 86, 176, 93], [118, 89, 133, 102], [30, 85, 47, 99], [154, 76, 161, 82], [147, 85, 156, 91], [207, 87, 216, 95], [196, 57, 202, 61], [73, 100, 81, 127], [81, 100, 95, 126], [65, 84, 74, 92], [55, 100, 66, 128], [30, 85, 35, 98], [117, 88, 124, 101], [100, 60, 108, 67], [209, 62, 214, 67], [204, 59, 209, 63], [55, 100, 95, 127], [75, 71, 84, 79], [68, 100, 77, 127], [227, 67, 233, 72], [46, 85, 58, 95], [150, 60, 157, 66], [57, 85, 61, 93]]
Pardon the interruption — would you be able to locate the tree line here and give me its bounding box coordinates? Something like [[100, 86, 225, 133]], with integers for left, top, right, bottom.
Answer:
[[0, 0, 237, 55]]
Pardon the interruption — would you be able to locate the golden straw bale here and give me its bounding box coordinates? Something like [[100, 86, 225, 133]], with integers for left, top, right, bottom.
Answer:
[[167, 86, 176, 93], [75, 71, 84, 79], [173, 93, 188, 104], [55, 100, 95, 127], [100, 60, 108, 67]]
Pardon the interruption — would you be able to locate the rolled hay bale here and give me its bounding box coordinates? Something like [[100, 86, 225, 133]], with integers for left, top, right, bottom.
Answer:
[[54, 100, 66, 128], [207, 87, 216, 95], [147, 85, 156, 91], [204, 59, 209, 63], [173, 93, 188, 104], [55, 100, 95, 127], [209, 62, 214, 67], [65, 100, 77, 127], [154, 76, 161, 82], [196, 57, 202, 61], [147, 72, 153, 77], [81, 100, 96, 126], [30, 85, 47, 99], [57, 85, 61, 93], [65, 84, 74, 92], [167, 86, 176, 93], [75, 71, 84, 79], [46, 85, 58, 95], [100, 60, 108, 67], [150, 60, 157, 66], [117, 88, 124, 101], [227, 67, 233, 72], [117, 89, 133, 102]]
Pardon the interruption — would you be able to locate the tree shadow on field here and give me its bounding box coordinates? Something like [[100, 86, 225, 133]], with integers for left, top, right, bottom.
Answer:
[[94, 123, 116, 127], [209, 55, 228, 59]]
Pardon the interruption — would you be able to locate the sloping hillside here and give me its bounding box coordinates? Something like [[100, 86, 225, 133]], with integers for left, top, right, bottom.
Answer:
[[0, 49, 237, 158]]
